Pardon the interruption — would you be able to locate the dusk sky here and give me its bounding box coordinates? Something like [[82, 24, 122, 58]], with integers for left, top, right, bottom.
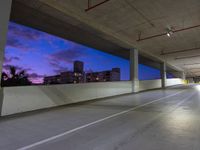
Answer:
[[3, 22, 161, 84]]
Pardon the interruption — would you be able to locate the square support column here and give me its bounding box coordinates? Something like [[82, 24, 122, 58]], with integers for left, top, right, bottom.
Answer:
[[161, 62, 167, 88], [181, 72, 186, 80], [130, 49, 139, 93], [181, 72, 186, 84], [0, 0, 12, 81], [0, 0, 12, 115]]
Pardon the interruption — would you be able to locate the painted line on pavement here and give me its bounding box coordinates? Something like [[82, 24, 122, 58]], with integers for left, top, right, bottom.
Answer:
[[17, 90, 186, 150]]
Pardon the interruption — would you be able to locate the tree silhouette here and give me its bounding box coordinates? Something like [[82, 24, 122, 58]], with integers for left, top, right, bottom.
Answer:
[[1, 66, 32, 87]]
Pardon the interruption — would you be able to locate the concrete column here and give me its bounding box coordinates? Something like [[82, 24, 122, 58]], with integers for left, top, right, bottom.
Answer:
[[0, 0, 12, 115], [130, 49, 139, 92], [161, 62, 167, 88], [0, 0, 12, 81], [181, 72, 186, 84], [181, 72, 186, 80]]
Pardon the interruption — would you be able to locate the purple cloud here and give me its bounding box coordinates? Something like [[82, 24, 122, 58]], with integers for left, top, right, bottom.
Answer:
[[4, 56, 20, 63], [47, 46, 86, 74], [3, 64, 32, 73], [2, 64, 42, 83], [28, 73, 44, 78], [54, 66, 69, 74], [48, 48, 86, 64], [28, 73, 44, 84], [3, 64, 22, 71], [6, 37, 22, 47], [8, 22, 41, 40], [6, 36, 31, 51], [48, 61, 69, 74]]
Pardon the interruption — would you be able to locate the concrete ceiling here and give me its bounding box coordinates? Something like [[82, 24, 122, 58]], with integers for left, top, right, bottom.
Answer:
[[11, 0, 200, 75]]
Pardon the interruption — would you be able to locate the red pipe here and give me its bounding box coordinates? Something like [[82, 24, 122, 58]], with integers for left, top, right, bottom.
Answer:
[[88, 0, 91, 8], [137, 24, 200, 42], [175, 54, 200, 60], [174, 24, 200, 33], [85, 0, 110, 12], [137, 33, 166, 41], [184, 63, 200, 66], [161, 47, 200, 55]]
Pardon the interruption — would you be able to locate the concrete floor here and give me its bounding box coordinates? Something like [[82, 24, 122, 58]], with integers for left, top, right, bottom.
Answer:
[[0, 85, 200, 150]]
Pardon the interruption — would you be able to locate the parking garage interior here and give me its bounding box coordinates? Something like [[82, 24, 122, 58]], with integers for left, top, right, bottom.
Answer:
[[0, 0, 200, 150]]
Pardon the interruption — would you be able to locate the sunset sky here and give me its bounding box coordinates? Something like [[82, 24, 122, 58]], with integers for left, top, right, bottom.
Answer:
[[3, 22, 161, 84]]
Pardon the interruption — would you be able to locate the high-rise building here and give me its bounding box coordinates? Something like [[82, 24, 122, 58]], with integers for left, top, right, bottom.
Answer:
[[44, 75, 61, 84], [74, 61, 84, 73], [86, 68, 120, 82], [44, 61, 85, 84], [111, 68, 120, 81], [43, 61, 119, 84], [60, 71, 74, 83], [73, 61, 85, 83]]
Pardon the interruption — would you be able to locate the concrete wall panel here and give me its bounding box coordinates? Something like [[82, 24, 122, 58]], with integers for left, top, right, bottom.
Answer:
[[166, 78, 183, 86], [1, 81, 132, 116], [139, 79, 162, 91], [1, 79, 183, 116]]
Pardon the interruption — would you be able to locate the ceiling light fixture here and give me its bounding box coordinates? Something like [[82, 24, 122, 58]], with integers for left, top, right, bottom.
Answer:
[[166, 27, 173, 37]]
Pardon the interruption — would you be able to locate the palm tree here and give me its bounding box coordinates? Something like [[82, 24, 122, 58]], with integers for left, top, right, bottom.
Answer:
[[1, 66, 32, 87]]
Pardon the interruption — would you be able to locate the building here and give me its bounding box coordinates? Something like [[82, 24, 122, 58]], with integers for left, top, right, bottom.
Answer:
[[111, 68, 120, 81], [60, 71, 74, 83], [44, 61, 119, 84], [44, 61, 85, 84], [74, 61, 84, 73], [86, 68, 120, 82], [86, 72, 101, 82], [44, 75, 61, 84], [73, 72, 85, 83], [73, 61, 85, 83]]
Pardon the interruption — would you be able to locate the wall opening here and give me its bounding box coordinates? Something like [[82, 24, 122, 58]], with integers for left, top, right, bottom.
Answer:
[[2, 22, 130, 87]]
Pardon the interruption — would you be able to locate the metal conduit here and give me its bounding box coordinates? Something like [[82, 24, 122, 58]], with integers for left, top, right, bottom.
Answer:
[[137, 24, 200, 42]]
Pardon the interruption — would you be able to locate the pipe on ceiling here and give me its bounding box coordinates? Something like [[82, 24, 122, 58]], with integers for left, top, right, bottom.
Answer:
[[124, 0, 155, 27], [161, 47, 200, 55], [187, 67, 200, 70], [137, 24, 200, 42], [184, 63, 200, 66], [85, 0, 110, 12], [175, 54, 200, 60], [191, 71, 200, 73]]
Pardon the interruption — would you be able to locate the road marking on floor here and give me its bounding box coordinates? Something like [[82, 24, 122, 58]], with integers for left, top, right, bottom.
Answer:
[[17, 90, 186, 150]]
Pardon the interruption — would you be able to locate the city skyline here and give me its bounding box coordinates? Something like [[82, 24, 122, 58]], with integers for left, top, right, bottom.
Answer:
[[3, 21, 162, 85], [44, 60, 121, 84]]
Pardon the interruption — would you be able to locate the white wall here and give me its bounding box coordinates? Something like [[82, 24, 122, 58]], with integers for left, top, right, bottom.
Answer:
[[1, 81, 132, 116], [166, 78, 183, 86], [1, 78, 184, 116], [139, 79, 162, 91]]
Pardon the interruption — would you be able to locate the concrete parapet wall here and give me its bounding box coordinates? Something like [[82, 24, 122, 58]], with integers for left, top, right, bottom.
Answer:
[[1, 78, 183, 116], [139, 79, 162, 91], [1, 81, 132, 116], [166, 78, 183, 86]]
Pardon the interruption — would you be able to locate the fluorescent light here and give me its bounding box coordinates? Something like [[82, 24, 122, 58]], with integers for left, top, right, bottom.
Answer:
[[167, 32, 171, 37]]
